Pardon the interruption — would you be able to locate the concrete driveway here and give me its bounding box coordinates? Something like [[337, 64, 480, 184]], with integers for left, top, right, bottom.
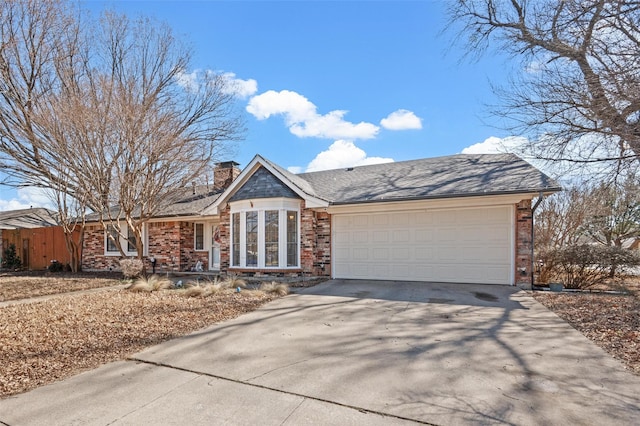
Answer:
[[1, 280, 639, 425]]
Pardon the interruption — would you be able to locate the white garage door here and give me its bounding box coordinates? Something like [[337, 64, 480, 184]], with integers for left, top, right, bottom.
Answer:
[[332, 206, 513, 285]]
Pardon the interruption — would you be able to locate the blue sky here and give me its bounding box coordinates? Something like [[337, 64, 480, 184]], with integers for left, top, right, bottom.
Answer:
[[0, 0, 518, 210]]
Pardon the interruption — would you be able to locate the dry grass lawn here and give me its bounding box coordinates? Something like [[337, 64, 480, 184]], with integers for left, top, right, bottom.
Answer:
[[0, 274, 278, 397], [0, 273, 123, 302]]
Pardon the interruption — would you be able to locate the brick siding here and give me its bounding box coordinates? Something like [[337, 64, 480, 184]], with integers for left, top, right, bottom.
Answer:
[[83, 221, 208, 273]]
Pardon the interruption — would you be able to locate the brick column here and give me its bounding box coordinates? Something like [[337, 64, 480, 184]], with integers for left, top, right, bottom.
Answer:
[[515, 200, 533, 289]]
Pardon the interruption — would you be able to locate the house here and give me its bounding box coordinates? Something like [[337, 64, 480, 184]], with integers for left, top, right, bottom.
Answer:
[[82, 153, 561, 287]]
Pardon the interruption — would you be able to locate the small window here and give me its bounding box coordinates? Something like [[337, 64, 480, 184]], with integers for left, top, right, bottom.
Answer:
[[127, 226, 137, 252], [105, 224, 142, 255], [106, 226, 120, 253], [194, 223, 204, 250]]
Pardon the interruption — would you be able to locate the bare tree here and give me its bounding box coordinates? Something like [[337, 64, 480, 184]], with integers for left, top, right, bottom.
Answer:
[[581, 176, 640, 246], [446, 0, 640, 174], [0, 1, 243, 262]]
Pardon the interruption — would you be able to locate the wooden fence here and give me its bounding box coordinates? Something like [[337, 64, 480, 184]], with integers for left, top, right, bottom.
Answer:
[[1, 226, 80, 270]]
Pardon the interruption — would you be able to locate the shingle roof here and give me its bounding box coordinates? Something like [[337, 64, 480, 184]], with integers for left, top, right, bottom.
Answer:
[[155, 186, 223, 217], [296, 153, 560, 204], [0, 208, 58, 229], [86, 153, 561, 221], [85, 186, 223, 222]]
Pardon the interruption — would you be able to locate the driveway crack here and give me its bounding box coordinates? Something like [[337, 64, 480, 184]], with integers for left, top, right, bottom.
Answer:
[[130, 357, 437, 425], [245, 358, 315, 382], [279, 398, 305, 425]]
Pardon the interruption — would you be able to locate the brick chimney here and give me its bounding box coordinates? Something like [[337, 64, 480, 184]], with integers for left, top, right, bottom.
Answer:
[[213, 161, 241, 191]]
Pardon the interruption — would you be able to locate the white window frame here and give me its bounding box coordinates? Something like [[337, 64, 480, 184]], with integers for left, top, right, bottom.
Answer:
[[229, 198, 301, 269], [104, 223, 147, 257], [194, 222, 205, 251]]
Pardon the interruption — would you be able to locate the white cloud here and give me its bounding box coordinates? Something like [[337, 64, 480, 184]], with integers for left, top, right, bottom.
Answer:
[[0, 198, 33, 211], [287, 166, 303, 174], [380, 109, 422, 130], [301, 140, 394, 172], [176, 69, 258, 99], [246, 90, 379, 140], [175, 69, 200, 93], [461, 136, 527, 155], [0, 187, 54, 211], [221, 72, 258, 99], [460, 135, 617, 183]]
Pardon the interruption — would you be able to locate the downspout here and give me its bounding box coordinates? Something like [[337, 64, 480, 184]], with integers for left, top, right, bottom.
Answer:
[[530, 192, 545, 289]]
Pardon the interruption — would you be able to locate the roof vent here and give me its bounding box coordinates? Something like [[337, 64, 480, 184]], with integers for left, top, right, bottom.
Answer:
[[346, 167, 354, 171]]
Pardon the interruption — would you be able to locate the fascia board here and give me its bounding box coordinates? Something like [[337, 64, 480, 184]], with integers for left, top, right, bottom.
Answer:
[[325, 193, 542, 215]]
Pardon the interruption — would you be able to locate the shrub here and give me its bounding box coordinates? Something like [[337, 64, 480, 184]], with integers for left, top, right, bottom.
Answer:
[[1, 244, 21, 269], [127, 274, 172, 292], [545, 244, 640, 289], [222, 275, 247, 289], [120, 258, 144, 279], [259, 281, 289, 296], [181, 278, 223, 297], [48, 260, 64, 273]]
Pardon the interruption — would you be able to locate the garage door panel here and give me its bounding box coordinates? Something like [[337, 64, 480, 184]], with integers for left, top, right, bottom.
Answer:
[[373, 231, 389, 243], [333, 206, 513, 285], [392, 230, 410, 243]]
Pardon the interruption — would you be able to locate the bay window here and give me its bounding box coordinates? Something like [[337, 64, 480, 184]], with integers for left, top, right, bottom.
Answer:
[[230, 199, 300, 268]]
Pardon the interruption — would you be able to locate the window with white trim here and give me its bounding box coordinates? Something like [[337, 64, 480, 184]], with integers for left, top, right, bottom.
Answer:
[[194, 223, 205, 250], [229, 199, 300, 268], [106, 226, 120, 253], [104, 224, 146, 256]]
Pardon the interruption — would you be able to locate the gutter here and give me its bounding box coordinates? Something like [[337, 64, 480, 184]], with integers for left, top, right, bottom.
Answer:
[[530, 192, 545, 289], [327, 187, 562, 206]]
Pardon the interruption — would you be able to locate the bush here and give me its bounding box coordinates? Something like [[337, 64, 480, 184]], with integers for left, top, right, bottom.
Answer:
[[545, 244, 640, 289], [259, 281, 289, 296], [1, 244, 21, 269], [120, 258, 144, 279], [48, 260, 64, 273], [127, 274, 172, 292]]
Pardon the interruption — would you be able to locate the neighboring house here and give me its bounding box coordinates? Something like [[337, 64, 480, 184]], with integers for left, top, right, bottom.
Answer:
[[82, 154, 561, 287], [0, 207, 65, 269]]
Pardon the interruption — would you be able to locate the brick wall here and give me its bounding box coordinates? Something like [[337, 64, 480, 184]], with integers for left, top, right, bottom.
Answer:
[[147, 221, 182, 272], [299, 203, 331, 277], [515, 199, 533, 288], [83, 221, 208, 273], [313, 211, 331, 276], [82, 224, 122, 271], [219, 206, 231, 270]]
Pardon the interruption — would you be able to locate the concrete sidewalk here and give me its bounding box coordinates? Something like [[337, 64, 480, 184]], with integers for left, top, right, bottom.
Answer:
[[1, 280, 639, 425]]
